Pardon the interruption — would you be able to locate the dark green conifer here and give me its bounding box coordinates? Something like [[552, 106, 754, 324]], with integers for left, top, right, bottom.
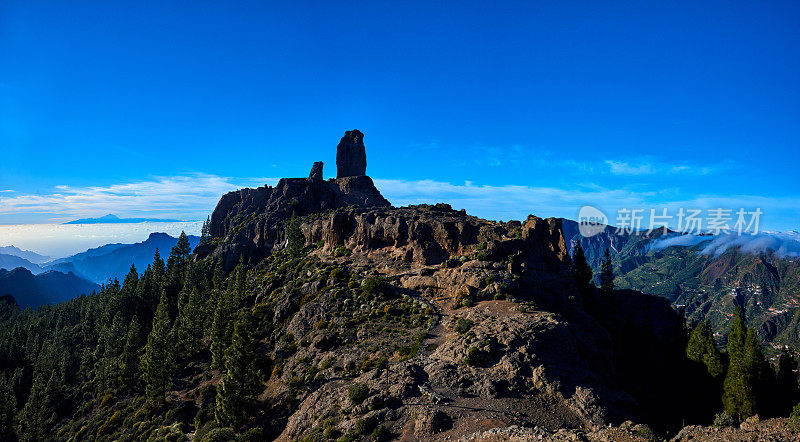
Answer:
[[120, 316, 141, 391], [571, 242, 593, 296], [599, 248, 614, 294], [0, 374, 16, 438], [142, 293, 175, 405], [215, 311, 260, 428], [286, 213, 305, 256], [775, 348, 799, 414], [687, 320, 725, 378]]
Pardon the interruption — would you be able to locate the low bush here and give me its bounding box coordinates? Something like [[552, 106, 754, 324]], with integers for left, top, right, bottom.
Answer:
[[453, 318, 473, 334], [348, 382, 370, 405]]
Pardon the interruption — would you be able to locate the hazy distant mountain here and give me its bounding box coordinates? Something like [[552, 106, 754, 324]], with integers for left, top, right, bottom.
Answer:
[[45, 232, 200, 283], [0, 254, 42, 273], [0, 267, 99, 309], [0, 245, 51, 264], [63, 214, 182, 224]]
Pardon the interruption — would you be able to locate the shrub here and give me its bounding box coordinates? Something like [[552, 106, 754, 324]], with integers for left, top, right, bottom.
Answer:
[[194, 421, 219, 442], [362, 277, 388, 296], [287, 376, 304, 395], [712, 410, 735, 428], [371, 424, 389, 441], [465, 346, 485, 366], [353, 418, 372, 435], [453, 318, 473, 334], [330, 267, 346, 280], [790, 403, 800, 432], [445, 258, 462, 268], [457, 291, 475, 308], [348, 382, 370, 405], [199, 427, 236, 442]]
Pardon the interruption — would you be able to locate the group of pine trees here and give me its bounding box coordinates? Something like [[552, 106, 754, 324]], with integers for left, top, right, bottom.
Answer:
[[0, 231, 262, 440], [570, 240, 800, 423], [688, 307, 800, 421], [570, 243, 615, 298]]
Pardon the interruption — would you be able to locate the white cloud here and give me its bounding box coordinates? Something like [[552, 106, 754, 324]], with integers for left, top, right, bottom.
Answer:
[[605, 158, 727, 176], [651, 233, 800, 259], [375, 178, 654, 222], [605, 160, 656, 175], [375, 178, 800, 231], [1, 174, 796, 232], [0, 174, 278, 224]]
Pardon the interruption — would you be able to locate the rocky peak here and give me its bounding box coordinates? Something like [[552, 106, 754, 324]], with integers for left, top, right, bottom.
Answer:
[[308, 161, 323, 180], [196, 130, 390, 269], [336, 129, 367, 178]]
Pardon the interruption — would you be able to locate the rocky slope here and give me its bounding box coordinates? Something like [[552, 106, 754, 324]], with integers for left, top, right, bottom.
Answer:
[[185, 131, 704, 440]]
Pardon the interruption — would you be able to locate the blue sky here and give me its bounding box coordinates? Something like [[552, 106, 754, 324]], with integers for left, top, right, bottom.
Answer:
[[1, 1, 799, 230]]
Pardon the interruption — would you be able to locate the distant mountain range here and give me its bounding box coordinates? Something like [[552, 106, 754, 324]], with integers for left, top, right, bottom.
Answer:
[[45, 232, 200, 283], [63, 213, 182, 224], [0, 254, 42, 274], [0, 268, 100, 309], [0, 245, 51, 264], [0, 232, 200, 308]]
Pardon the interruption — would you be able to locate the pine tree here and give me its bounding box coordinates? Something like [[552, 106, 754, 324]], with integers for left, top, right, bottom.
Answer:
[[176, 287, 204, 358], [210, 288, 235, 370], [19, 376, 46, 442], [120, 316, 141, 391], [95, 312, 126, 393], [201, 216, 211, 244], [120, 263, 139, 319], [0, 373, 16, 438], [151, 248, 166, 288], [723, 307, 764, 419], [687, 320, 725, 378], [213, 259, 224, 291], [215, 310, 260, 428], [776, 349, 799, 414], [286, 213, 305, 256], [599, 248, 615, 295], [165, 231, 192, 312], [571, 242, 593, 296], [142, 293, 175, 405]]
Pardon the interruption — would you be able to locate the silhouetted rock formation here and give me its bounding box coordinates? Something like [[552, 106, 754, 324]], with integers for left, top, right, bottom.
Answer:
[[336, 129, 367, 178], [308, 161, 323, 180], [196, 130, 390, 269]]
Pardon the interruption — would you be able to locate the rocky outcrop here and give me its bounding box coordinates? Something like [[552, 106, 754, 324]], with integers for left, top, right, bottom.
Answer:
[[302, 204, 572, 296], [195, 130, 390, 269], [308, 161, 323, 181], [336, 129, 367, 178], [196, 176, 390, 269], [194, 130, 698, 441]]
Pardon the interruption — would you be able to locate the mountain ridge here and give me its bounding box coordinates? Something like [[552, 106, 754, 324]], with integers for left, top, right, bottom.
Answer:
[[63, 213, 183, 224]]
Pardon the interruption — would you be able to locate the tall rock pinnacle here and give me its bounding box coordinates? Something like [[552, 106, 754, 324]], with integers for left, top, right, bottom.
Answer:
[[336, 129, 367, 178]]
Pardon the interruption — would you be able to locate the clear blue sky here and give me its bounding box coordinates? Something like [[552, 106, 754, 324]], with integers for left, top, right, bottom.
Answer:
[[1, 1, 799, 230]]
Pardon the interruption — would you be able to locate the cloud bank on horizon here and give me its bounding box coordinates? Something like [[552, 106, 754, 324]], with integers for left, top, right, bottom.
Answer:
[[651, 232, 800, 259], [1, 173, 797, 231], [0, 222, 203, 258], [0, 174, 278, 225]]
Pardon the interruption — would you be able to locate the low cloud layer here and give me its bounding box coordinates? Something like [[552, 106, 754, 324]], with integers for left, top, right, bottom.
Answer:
[[0, 174, 797, 235], [0, 174, 277, 224], [651, 232, 800, 258]]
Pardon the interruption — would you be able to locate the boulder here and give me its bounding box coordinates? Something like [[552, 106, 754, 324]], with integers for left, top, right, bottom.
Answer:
[[336, 129, 367, 178]]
